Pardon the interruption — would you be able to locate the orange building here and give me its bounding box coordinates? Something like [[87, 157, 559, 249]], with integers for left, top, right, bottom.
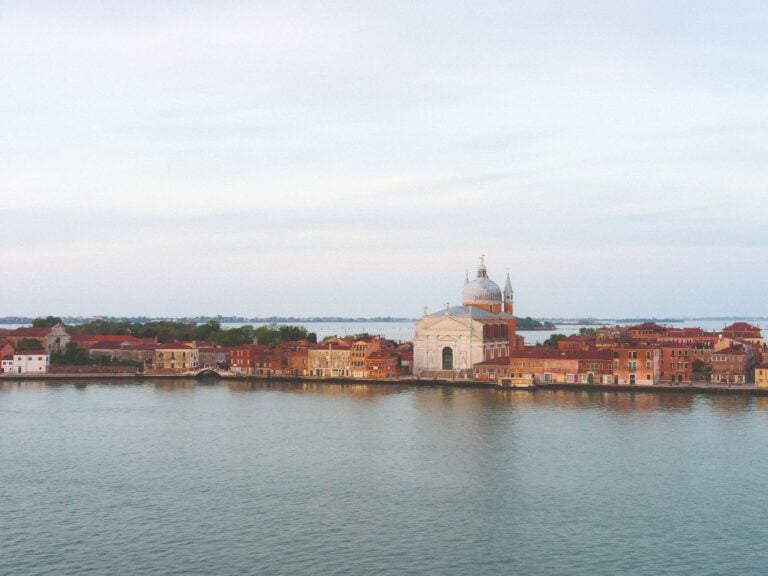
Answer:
[[610, 345, 660, 385], [659, 345, 694, 383], [498, 347, 613, 385], [350, 337, 385, 378], [230, 344, 273, 375], [628, 322, 667, 343], [366, 351, 399, 378], [722, 322, 764, 349]]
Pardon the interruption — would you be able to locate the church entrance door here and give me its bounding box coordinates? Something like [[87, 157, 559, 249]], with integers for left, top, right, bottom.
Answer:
[[442, 347, 453, 370]]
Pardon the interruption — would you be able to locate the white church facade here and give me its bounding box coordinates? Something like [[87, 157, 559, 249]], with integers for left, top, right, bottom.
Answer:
[[413, 259, 522, 378]]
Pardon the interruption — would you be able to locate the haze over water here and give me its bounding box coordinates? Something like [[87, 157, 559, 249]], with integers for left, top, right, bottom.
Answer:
[[2, 380, 768, 575]]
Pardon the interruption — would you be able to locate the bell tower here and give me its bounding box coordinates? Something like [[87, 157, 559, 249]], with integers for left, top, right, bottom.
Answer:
[[503, 272, 514, 315]]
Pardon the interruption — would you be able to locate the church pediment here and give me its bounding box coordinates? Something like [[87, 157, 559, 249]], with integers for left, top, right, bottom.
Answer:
[[418, 316, 474, 333]]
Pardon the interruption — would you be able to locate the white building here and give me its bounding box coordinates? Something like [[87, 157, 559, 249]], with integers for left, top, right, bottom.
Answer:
[[11, 352, 50, 374], [413, 259, 520, 378], [1, 355, 13, 373]]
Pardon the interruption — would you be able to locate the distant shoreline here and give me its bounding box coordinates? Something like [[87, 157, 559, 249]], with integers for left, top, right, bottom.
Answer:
[[1, 316, 764, 326]]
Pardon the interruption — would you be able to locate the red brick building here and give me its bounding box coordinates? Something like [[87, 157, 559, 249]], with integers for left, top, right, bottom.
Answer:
[[659, 345, 694, 383]]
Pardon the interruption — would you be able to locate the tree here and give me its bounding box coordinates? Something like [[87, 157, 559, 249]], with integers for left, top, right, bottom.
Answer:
[[32, 316, 62, 328], [692, 359, 711, 382], [543, 334, 567, 348], [16, 338, 44, 351], [193, 320, 222, 341], [579, 327, 597, 336], [51, 342, 90, 365]]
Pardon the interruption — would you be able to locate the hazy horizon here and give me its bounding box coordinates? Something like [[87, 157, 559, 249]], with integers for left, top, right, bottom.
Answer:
[[2, 1, 766, 318]]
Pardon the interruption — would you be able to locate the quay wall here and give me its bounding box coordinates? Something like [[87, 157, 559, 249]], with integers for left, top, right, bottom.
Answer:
[[2, 372, 767, 396]]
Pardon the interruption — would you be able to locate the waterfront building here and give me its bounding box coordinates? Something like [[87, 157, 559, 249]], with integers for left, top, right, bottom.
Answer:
[[11, 351, 50, 374], [365, 351, 399, 378], [276, 340, 312, 376], [503, 348, 613, 385], [659, 345, 694, 384], [1, 354, 13, 373], [396, 345, 413, 375], [710, 346, 748, 384], [610, 345, 660, 385], [755, 363, 768, 388], [153, 342, 199, 373], [413, 258, 520, 378], [230, 344, 273, 375], [307, 342, 351, 377], [350, 337, 384, 378], [473, 356, 514, 384]]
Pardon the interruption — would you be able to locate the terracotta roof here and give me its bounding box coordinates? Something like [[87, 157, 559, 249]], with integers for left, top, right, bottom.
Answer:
[[154, 342, 193, 350], [713, 346, 746, 356], [368, 351, 396, 360], [74, 334, 144, 342], [629, 322, 667, 331], [91, 341, 159, 351], [8, 327, 50, 337], [507, 347, 613, 360], [474, 356, 511, 366], [309, 343, 351, 351], [723, 322, 760, 332]]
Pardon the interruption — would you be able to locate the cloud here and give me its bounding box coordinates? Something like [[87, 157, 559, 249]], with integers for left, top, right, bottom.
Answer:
[[1, 1, 767, 316]]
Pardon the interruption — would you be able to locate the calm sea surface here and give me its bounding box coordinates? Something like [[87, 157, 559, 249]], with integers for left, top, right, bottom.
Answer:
[[2, 381, 768, 575]]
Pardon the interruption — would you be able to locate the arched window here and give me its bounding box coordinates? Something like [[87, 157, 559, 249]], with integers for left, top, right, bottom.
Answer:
[[442, 347, 453, 370]]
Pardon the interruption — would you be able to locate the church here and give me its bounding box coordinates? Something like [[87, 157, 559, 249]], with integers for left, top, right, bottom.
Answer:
[[413, 258, 523, 377]]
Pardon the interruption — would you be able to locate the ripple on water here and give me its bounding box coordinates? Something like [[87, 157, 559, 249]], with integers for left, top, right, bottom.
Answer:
[[2, 382, 768, 575]]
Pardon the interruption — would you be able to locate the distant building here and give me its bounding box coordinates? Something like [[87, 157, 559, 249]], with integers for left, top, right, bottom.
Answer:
[[413, 258, 520, 378], [6, 323, 69, 353], [722, 322, 764, 350]]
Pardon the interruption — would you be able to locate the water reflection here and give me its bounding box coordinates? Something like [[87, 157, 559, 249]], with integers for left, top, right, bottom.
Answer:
[[227, 380, 404, 402], [702, 394, 752, 413], [2, 378, 768, 414]]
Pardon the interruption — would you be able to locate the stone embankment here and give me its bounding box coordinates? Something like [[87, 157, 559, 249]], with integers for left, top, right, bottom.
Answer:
[[2, 370, 766, 395]]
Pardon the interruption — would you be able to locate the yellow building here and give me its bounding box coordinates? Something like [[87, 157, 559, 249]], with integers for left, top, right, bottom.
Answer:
[[756, 363, 768, 388], [153, 343, 199, 373]]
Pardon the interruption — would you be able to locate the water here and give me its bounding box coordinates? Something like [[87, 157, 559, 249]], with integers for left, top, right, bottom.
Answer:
[[2, 380, 768, 575]]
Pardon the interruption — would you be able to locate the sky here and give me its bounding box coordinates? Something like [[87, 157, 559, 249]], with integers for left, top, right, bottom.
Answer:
[[1, 0, 766, 319]]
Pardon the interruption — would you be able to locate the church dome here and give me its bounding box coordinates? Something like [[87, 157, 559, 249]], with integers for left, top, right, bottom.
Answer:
[[462, 262, 502, 304]]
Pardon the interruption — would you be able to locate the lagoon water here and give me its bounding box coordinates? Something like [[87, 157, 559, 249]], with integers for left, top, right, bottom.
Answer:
[[2, 380, 768, 575]]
